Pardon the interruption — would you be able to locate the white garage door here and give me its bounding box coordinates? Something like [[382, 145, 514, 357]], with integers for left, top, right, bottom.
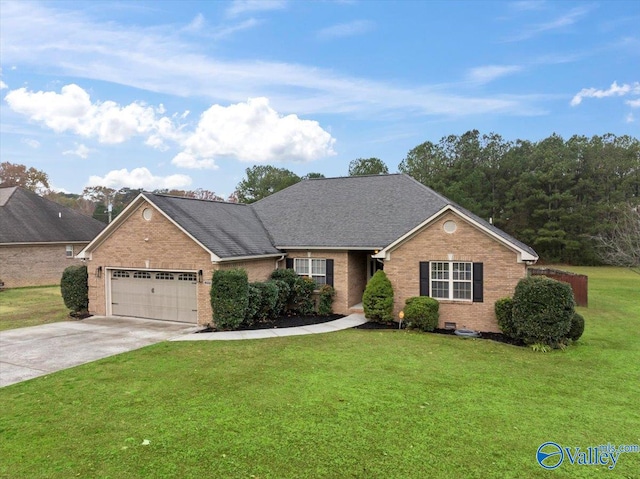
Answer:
[[110, 270, 198, 323]]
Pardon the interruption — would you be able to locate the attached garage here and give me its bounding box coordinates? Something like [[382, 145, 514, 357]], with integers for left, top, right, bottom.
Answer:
[[109, 269, 198, 323]]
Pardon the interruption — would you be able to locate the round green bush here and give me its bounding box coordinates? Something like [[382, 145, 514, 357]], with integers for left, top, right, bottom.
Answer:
[[270, 268, 299, 306], [253, 281, 279, 321], [512, 276, 574, 346], [269, 279, 290, 316], [60, 265, 88, 313], [292, 277, 316, 315], [363, 270, 394, 323], [245, 283, 261, 326], [404, 296, 439, 331], [568, 312, 585, 341], [494, 297, 516, 339]]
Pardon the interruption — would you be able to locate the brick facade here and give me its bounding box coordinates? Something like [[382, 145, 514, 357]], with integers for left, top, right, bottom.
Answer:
[[85, 202, 527, 332], [86, 200, 278, 326], [383, 211, 527, 333], [285, 250, 371, 314], [0, 243, 88, 288]]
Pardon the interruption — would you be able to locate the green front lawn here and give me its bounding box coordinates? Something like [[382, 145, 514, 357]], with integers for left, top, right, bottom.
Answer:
[[0, 285, 69, 331], [1, 267, 638, 478]]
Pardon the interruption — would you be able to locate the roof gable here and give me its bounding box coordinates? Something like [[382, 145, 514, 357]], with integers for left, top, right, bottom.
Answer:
[[144, 194, 281, 259], [80, 193, 281, 261], [0, 187, 106, 244]]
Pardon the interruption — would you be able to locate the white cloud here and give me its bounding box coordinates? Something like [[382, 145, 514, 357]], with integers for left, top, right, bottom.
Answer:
[[87, 167, 192, 190], [0, 1, 543, 119], [173, 97, 336, 169], [21, 138, 40, 148], [4, 84, 178, 146], [63, 143, 91, 159], [0, 80, 7, 90], [317, 20, 375, 40], [626, 98, 640, 108], [212, 18, 261, 39], [626, 113, 635, 123], [506, 6, 592, 41], [467, 65, 523, 84], [570, 81, 640, 106], [226, 0, 286, 18]]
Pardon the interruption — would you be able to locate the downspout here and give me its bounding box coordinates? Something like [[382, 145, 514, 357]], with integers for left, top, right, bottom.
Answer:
[[275, 254, 286, 270]]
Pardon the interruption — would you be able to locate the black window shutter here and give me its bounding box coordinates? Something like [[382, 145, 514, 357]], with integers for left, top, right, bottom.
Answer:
[[325, 259, 334, 287], [286, 258, 293, 269], [419, 262, 430, 296], [473, 263, 484, 303]]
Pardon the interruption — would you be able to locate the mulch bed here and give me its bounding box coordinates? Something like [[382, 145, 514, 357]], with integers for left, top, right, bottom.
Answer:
[[354, 322, 525, 346], [197, 314, 344, 333]]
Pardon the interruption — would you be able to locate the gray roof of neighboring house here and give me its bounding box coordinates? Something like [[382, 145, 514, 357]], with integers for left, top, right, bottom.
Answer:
[[0, 187, 106, 244], [144, 193, 281, 259], [252, 174, 537, 257]]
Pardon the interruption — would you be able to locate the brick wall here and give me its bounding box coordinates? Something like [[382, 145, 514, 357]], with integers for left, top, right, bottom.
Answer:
[[347, 251, 368, 307], [0, 243, 88, 288], [88, 201, 213, 325], [285, 250, 351, 314], [87, 201, 286, 326], [384, 211, 528, 333]]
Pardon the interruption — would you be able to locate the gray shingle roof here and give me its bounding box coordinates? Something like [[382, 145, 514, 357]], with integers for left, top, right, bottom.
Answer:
[[144, 193, 281, 259], [0, 187, 106, 244], [252, 174, 537, 257]]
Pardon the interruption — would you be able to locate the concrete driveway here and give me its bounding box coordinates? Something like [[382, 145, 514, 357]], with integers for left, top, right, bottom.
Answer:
[[0, 316, 199, 388]]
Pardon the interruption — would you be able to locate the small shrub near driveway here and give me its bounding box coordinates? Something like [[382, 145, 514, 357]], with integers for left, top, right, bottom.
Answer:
[[60, 265, 89, 313], [363, 270, 394, 323], [512, 276, 574, 347], [211, 269, 249, 330], [292, 277, 316, 315], [404, 296, 439, 331]]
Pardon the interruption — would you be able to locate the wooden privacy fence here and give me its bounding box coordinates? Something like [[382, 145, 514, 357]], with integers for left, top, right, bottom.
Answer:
[[528, 268, 588, 307]]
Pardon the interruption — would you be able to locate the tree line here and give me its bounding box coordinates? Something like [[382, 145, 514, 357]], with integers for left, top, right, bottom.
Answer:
[[2, 130, 638, 266]]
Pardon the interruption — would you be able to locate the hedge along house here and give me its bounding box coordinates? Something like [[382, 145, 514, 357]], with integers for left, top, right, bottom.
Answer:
[[78, 174, 538, 332], [0, 187, 105, 288]]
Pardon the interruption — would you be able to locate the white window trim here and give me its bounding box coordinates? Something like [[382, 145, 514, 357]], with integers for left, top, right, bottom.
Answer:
[[430, 261, 472, 301], [293, 258, 327, 287], [65, 245, 74, 258]]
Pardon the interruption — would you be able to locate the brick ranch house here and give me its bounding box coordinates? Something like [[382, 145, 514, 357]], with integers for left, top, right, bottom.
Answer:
[[0, 187, 105, 288], [78, 174, 538, 332]]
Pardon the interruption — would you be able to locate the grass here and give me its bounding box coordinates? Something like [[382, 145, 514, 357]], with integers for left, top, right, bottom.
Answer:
[[0, 285, 70, 331], [1, 267, 639, 478]]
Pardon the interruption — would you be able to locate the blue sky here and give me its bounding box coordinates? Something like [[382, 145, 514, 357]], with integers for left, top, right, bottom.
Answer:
[[1, 0, 639, 196]]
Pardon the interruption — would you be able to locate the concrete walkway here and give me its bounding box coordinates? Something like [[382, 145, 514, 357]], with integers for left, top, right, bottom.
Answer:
[[172, 313, 367, 341]]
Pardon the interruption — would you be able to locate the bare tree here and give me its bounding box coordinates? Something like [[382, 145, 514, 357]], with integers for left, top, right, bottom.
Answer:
[[594, 203, 640, 274]]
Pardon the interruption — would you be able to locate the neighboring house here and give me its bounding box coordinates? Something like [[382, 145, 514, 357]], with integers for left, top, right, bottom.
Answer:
[[78, 174, 538, 331], [0, 187, 106, 287]]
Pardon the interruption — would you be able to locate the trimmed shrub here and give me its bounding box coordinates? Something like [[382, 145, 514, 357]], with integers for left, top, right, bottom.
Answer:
[[512, 276, 574, 346], [270, 279, 290, 316], [245, 283, 261, 326], [363, 270, 394, 323], [495, 297, 516, 339], [404, 296, 439, 331], [253, 281, 279, 321], [568, 312, 585, 341], [211, 269, 249, 330], [270, 268, 299, 307], [318, 284, 336, 316], [292, 277, 316, 315], [60, 265, 89, 313]]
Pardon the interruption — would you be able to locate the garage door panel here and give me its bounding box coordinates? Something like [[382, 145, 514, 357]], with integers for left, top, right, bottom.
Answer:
[[110, 270, 197, 323]]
